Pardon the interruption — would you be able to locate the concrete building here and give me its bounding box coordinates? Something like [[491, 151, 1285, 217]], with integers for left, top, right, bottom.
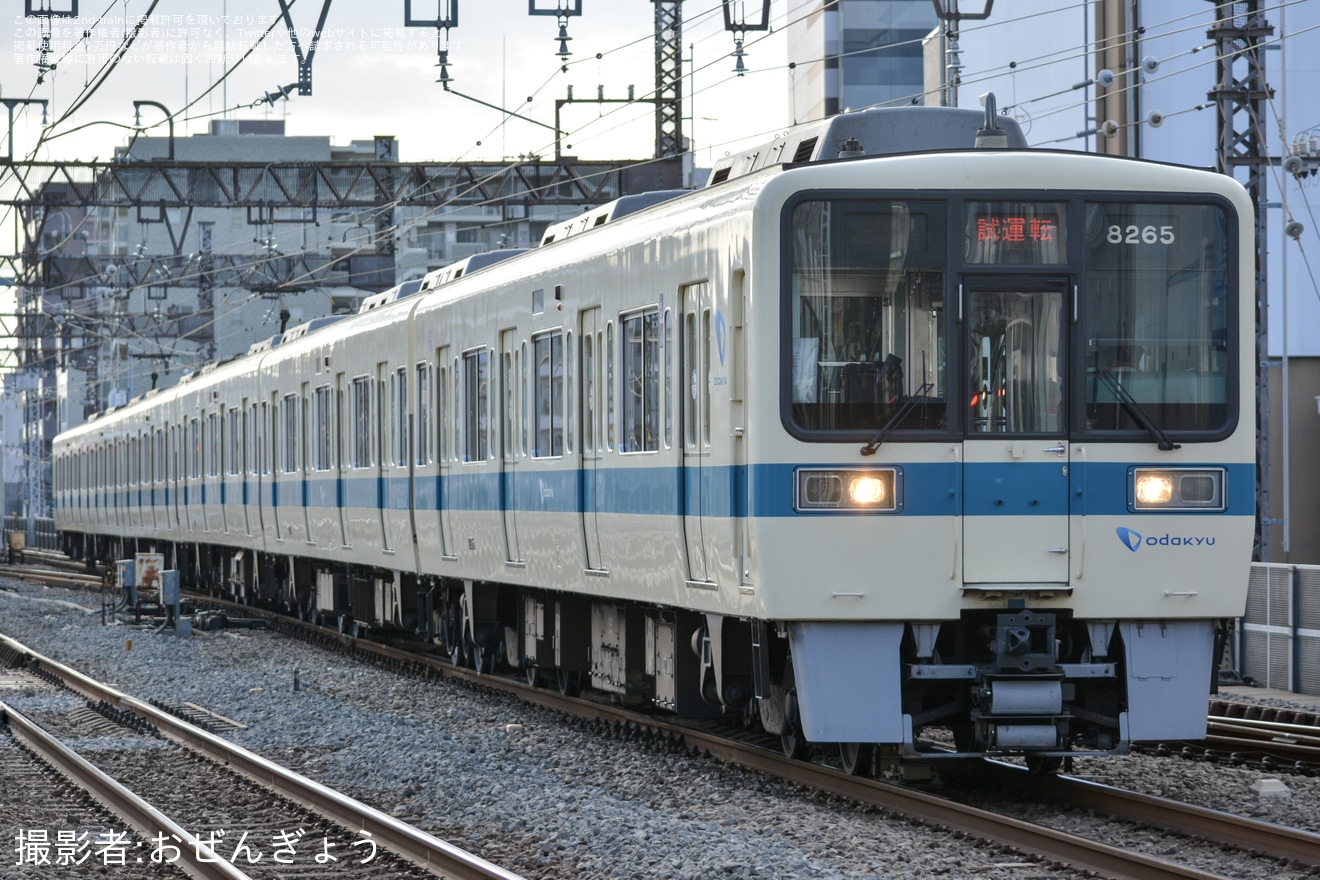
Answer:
[[787, 0, 940, 121], [37, 120, 623, 425]]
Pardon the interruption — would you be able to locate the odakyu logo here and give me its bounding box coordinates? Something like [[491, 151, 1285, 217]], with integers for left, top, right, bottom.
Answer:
[[1115, 526, 1216, 553], [1116, 527, 1143, 552]]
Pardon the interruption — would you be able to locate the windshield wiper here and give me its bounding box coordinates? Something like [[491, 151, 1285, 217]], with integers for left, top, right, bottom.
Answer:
[[860, 381, 935, 456], [1097, 370, 1181, 451]]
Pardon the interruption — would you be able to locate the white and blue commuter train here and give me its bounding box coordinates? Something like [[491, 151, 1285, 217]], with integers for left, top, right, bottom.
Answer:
[[53, 103, 1254, 770]]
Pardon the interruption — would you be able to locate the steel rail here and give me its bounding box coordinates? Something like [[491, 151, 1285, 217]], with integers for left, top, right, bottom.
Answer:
[[973, 761, 1320, 867], [681, 731, 1238, 880], [1, 565, 102, 587], [1208, 717, 1320, 746], [1, 700, 253, 880], [0, 633, 526, 880]]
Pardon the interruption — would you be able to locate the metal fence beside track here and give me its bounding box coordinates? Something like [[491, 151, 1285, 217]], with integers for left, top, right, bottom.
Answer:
[[1243, 562, 1320, 696]]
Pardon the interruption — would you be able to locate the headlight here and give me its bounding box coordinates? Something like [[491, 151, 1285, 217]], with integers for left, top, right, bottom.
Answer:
[[1131, 467, 1225, 511], [1134, 473, 1173, 505], [795, 468, 900, 512]]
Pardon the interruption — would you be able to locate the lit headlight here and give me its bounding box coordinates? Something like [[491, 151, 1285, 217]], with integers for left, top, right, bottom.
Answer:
[[1131, 467, 1225, 511], [1134, 473, 1173, 505], [795, 468, 900, 512], [849, 475, 887, 505]]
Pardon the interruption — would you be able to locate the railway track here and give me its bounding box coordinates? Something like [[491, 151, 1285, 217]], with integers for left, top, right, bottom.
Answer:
[[7, 561, 1320, 880], [1, 667, 192, 880], [0, 635, 524, 880]]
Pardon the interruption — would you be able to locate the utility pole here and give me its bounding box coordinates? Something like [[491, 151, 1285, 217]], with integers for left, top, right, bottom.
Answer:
[[930, 1, 995, 108], [1207, 1, 1274, 561], [653, 1, 685, 158]]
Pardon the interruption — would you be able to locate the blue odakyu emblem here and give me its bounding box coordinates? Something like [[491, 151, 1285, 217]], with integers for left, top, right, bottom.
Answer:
[[1116, 527, 1143, 553]]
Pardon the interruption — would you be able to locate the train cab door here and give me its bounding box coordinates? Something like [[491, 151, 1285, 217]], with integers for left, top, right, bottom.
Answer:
[[579, 308, 605, 570], [681, 282, 717, 586], [962, 279, 1070, 585]]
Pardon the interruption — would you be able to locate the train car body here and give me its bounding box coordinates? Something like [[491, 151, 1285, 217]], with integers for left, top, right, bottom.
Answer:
[[54, 104, 1254, 767]]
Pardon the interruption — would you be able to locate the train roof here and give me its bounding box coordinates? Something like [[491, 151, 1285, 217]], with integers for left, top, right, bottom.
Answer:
[[246, 333, 284, 356], [420, 248, 531, 292], [281, 313, 349, 341], [358, 278, 425, 313], [539, 190, 689, 246], [705, 103, 1028, 187]]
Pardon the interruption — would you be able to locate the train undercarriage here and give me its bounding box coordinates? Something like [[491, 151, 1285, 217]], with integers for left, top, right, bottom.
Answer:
[[65, 531, 1214, 773]]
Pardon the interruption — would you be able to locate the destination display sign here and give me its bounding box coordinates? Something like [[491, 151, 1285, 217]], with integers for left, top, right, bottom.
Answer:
[[965, 201, 1067, 264]]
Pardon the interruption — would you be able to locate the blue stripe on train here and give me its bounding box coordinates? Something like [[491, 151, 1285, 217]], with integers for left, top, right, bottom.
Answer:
[[106, 461, 1251, 519]]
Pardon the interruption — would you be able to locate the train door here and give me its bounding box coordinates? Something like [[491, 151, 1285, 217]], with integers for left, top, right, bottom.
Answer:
[[240, 402, 252, 537], [217, 410, 228, 534], [579, 308, 605, 570], [500, 329, 523, 563], [300, 384, 312, 540], [335, 375, 348, 547], [249, 402, 263, 540], [152, 428, 164, 532], [962, 279, 1070, 584], [681, 282, 715, 585], [377, 364, 393, 551], [169, 426, 181, 531], [271, 395, 285, 544], [436, 351, 455, 558]]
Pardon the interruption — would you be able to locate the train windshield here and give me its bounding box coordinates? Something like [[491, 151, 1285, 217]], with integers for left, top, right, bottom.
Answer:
[[1082, 202, 1231, 434], [785, 195, 1233, 441], [787, 199, 949, 434]]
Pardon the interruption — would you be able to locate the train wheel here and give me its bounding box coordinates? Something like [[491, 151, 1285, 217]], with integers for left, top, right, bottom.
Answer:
[[838, 742, 874, 776], [525, 665, 544, 688], [779, 665, 809, 759], [474, 646, 499, 675], [1025, 755, 1063, 775], [556, 668, 582, 697], [448, 640, 467, 668], [781, 724, 810, 760]]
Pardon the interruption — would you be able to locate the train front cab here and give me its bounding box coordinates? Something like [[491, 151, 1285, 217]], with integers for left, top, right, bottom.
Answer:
[[760, 168, 1254, 764]]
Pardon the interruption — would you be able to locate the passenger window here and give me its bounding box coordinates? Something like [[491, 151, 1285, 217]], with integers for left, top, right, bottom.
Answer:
[[416, 364, 431, 465], [350, 377, 372, 468], [463, 348, 490, 462], [621, 308, 660, 452], [606, 322, 615, 451], [533, 331, 564, 457]]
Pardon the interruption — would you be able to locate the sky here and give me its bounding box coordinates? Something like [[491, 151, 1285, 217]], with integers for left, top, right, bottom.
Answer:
[[3, 0, 793, 169]]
